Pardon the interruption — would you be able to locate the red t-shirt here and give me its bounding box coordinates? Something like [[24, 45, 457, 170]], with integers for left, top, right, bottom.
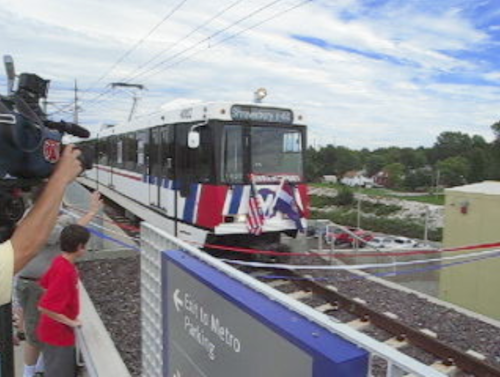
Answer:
[[37, 255, 80, 346]]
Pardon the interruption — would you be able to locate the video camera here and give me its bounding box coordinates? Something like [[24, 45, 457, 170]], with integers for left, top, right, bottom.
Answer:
[[0, 55, 92, 231]]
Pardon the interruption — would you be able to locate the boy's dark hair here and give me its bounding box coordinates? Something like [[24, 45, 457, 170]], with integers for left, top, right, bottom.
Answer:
[[60, 224, 90, 253]]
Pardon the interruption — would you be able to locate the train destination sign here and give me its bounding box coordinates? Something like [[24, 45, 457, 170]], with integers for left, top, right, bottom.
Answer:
[[230, 105, 294, 124], [162, 250, 368, 377]]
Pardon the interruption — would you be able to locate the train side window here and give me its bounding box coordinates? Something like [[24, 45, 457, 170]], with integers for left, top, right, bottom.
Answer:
[[137, 131, 148, 169], [117, 139, 123, 166], [98, 139, 108, 166], [108, 136, 117, 167], [161, 125, 174, 179], [124, 132, 137, 171]]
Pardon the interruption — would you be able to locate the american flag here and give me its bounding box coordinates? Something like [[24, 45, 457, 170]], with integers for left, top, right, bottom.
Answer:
[[246, 185, 264, 235]]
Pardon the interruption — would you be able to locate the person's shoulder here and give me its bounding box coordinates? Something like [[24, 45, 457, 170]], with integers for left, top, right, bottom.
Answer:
[[0, 240, 14, 266], [0, 240, 13, 251]]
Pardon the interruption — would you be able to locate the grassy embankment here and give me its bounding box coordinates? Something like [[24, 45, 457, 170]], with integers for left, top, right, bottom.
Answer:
[[311, 183, 445, 205], [309, 183, 443, 241]]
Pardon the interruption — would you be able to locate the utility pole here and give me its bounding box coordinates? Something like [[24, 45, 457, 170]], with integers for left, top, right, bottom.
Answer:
[[424, 206, 429, 242], [435, 169, 441, 196]]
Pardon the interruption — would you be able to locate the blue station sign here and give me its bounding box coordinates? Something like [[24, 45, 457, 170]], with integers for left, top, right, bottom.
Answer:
[[162, 250, 368, 377]]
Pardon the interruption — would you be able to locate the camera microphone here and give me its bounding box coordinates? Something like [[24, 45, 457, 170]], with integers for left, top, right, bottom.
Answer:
[[45, 120, 90, 139]]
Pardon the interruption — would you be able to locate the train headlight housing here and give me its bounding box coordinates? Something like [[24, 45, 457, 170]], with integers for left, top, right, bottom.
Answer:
[[223, 215, 247, 223]]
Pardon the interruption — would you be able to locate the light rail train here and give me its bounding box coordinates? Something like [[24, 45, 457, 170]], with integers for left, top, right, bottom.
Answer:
[[78, 101, 309, 251]]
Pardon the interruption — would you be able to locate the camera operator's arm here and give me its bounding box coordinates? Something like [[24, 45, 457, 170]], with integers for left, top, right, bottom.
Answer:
[[11, 145, 83, 273]]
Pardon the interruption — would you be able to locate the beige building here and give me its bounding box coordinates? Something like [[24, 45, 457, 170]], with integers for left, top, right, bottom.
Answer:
[[440, 181, 500, 320]]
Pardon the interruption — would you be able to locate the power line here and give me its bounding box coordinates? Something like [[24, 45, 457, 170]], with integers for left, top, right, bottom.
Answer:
[[81, 0, 189, 99], [130, 0, 246, 80], [137, 0, 312, 83], [126, 0, 287, 83], [81, 0, 285, 111], [82, 0, 312, 117]]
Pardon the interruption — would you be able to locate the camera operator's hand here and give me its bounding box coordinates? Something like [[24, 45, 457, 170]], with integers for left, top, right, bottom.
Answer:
[[51, 144, 83, 185]]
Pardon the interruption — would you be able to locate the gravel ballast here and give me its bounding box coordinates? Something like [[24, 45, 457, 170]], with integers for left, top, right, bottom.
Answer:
[[79, 256, 141, 377]]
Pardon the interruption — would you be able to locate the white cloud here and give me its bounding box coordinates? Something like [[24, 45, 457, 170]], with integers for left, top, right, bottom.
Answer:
[[1, 0, 499, 149]]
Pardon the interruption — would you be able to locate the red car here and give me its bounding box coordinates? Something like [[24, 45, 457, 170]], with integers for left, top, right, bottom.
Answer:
[[323, 226, 373, 246]]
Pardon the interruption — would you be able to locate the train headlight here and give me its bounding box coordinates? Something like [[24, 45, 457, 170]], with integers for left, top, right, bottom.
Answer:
[[235, 215, 247, 223], [253, 88, 267, 103]]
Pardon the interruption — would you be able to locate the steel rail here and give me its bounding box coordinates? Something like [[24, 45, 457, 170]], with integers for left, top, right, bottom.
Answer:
[[278, 269, 500, 377]]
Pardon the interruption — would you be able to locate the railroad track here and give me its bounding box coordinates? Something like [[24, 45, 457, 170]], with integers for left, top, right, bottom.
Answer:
[[240, 265, 500, 377]]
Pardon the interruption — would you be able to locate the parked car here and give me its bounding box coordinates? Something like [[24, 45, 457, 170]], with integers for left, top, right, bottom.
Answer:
[[366, 236, 418, 249], [323, 226, 374, 246], [365, 236, 395, 249], [306, 220, 331, 238]]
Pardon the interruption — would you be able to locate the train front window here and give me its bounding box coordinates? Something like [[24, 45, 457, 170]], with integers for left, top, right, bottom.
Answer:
[[251, 127, 303, 177], [221, 125, 244, 184]]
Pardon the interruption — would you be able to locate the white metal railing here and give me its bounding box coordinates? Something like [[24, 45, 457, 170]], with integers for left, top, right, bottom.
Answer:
[[76, 284, 130, 377], [140, 222, 445, 377]]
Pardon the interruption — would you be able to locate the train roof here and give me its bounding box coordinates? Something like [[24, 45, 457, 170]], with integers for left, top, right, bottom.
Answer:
[[94, 101, 306, 138]]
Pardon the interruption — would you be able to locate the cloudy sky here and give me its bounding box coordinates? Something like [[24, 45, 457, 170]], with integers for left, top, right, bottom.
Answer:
[[1, 0, 500, 149]]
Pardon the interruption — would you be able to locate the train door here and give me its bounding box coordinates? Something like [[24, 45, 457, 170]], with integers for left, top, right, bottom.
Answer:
[[160, 125, 174, 215], [108, 136, 117, 188], [148, 127, 162, 207]]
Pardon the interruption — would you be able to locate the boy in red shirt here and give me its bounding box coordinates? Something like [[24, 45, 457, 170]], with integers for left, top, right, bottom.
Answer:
[[37, 224, 90, 377]]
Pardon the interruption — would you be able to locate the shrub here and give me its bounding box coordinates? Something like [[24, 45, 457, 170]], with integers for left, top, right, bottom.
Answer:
[[310, 195, 337, 207], [335, 186, 354, 206], [310, 209, 442, 241]]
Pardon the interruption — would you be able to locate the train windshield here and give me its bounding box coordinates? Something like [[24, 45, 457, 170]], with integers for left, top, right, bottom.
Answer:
[[221, 124, 304, 184], [250, 126, 303, 177]]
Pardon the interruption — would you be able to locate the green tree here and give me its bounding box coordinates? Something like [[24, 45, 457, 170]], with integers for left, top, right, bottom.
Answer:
[[365, 155, 386, 177], [431, 132, 473, 163], [384, 162, 405, 188], [333, 146, 362, 176], [316, 145, 337, 175], [437, 156, 470, 187], [305, 146, 323, 182], [491, 121, 500, 142], [404, 168, 433, 191]]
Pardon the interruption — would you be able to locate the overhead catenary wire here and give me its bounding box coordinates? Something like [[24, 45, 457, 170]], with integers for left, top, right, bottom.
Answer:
[[82, 0, 308, 113], [81, 0, 286, 110], [128, 0, 247, 81], [80, 0, 190, 103], [125, 0, 289, 83]]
